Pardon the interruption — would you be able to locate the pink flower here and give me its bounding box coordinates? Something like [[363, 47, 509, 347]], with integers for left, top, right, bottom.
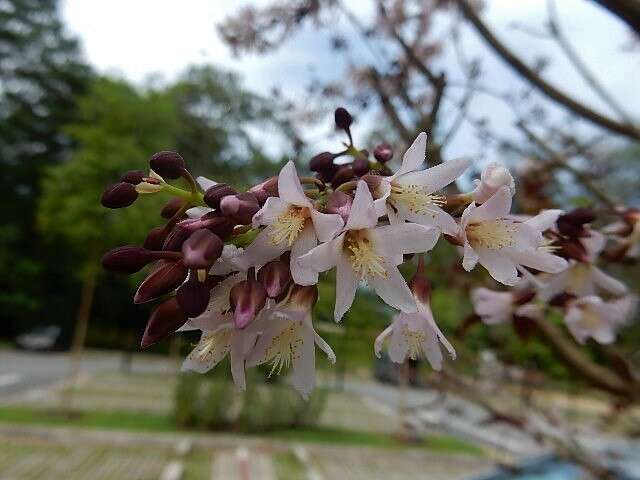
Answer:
[[471, 287, 540, 325], [369, 132, 469, 235], [471, 162, 515, 203], [238, 161, 343, 285], [564, 295, 637, 344], [299, 181, 440, 321], [459, 186, 568, 286]]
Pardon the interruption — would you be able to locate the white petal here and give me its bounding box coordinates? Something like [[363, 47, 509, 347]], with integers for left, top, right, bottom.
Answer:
[[291, 323, 316, 399], [388, 315, 410, 362], [374, 181, 392, 218], [392, 132, 427, 179], [345, 181, 378, 230], [476, 248, 519, 286], [374, 326, 393, 358], [581, 230, 606, 261], [421, 305, 456, 362], [299, 234, 344, 273], [505, 248, 568, 274], [462, 242, 479, 271], [290, 224, 319, 286], [186, 206, 213, 219], [525, 209, 563, 232], [334, 251, 359, 322], [236, 226, 288, 270], [310, 210, 344, 242], [196, 176, 217, 191], [370, 223, 439, 258], [229, 335, 247, 391], [396, 157, 469, 194], [468, 186, 512, 224], [181, 330, 231, 373], [369, 265, 417, 313], [278, 161, 312, 207], [245, 317, 289, 367], [313, 329, 336, 363], [590, 266, 627, 296], [252, 196, 288, 228], [395, 204, 459, 236]]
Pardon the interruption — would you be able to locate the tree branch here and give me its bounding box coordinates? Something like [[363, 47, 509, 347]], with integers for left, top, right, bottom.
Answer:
[[456, 0, 640, 140], [591, 0, 640, 35], [368, 68, 413, 142]]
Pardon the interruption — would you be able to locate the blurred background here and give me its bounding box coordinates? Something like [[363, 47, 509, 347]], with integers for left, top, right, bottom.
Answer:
[[1, 0, 639, 478]]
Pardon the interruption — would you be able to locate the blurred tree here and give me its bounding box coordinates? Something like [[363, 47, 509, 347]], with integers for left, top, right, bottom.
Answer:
[[0, 0, 92, 334]]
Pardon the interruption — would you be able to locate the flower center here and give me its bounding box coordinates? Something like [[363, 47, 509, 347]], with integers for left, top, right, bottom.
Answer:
[[208, 272, 244, 315], [578, 306, 602, 330], [265, 320, 304, 376], [567, 264, 590, 295], [466, 220, 517, 249], [192, 329, 232, 362], [402, 324, 426, 360], [389, 184, 445, 216], [269, 206, 309, 246], [344, 230, 388, 280]]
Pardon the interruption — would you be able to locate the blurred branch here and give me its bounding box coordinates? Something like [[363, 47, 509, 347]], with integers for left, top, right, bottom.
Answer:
[[456, 0, 640, 140], [591, 0, 640, 35], [547, 0, 633, 123], [368, 68, 413, 142]]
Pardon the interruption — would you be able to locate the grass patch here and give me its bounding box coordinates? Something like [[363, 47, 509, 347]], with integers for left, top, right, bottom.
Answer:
[[273, 451, 307, 480]]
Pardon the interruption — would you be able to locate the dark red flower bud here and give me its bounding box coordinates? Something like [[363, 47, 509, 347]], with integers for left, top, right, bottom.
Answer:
[[315, 164, 339, 184], [161, 197, 185, 219], [325, 190, 353, 222], [176, 279, 211, 317], [288, 284, 319, 310], [229, 269, 267, 329], [513, 289, 536, 306], [334, 107, 352, 130], [162, 224, 192, 251], [331, 165, 355, 188], [220, 192, 260, 224], [373, 143, 393, 163], [141, 297, 188, 348], [204, 183, 237, 209], [149, 151, 185, 179], [557, 217, 586, 238], [249, 177, 279, 205], [101, 245, 155, 273], [120, 170, 146, 185], [560, 208, 595, 227], [134, 260, 188, 304], [512, 315, 536, 341], [309, 152, 336, 172], [200, 211, 236, 239], [101, 182, 138, 209], [181, 229, 223, 269], [353, 155, 370, 176], [144, 226, 169, 251], [556, 238, 588, 262], [257, 260, 292, 298]]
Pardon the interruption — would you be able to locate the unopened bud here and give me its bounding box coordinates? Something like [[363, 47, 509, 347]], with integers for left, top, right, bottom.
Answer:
[[325, 190, 353, 222], [144, 226, 169, 251], [134, 260, 188, 304], [315, 164, 339, 184], [309, 152, 336, 172], [331, 165, 355, 188], [513, 289, 536, 306], [101, 245, 154, 273], [220, 192, 260, 224], [353, 155, 370, 176], [288, 284, 319, 311], [556, 217, 586, 238], [200, 211, 236, 239], [162, 224, 191, 251], [161, 197, 185, 219], [101, 182, 138, 209], [556, 238, 588, 262], [560, 208, 595, 227], [141, 297, 188, 348], [257, 260, 292, 298], [512, 315, 536, 341], [176, 279, 211, 317], [120, 170, 146, 185], [229, 269, 267, 329], [472, 162, 515, 203], [181, 229, 223, 269], [204, 183, 237, 209], [149, 151, 185, 180], [249, 177, 279, 205], [334, 107, 353, 130], [373, 143, 393, 163]]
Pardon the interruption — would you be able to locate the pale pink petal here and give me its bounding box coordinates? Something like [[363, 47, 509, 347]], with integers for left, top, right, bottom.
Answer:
[[229, 334, 247, 390], [590, 266, 627, 296], [476, 248, 519, 286], [310, 210, 344, 242], [606, 295, 637, 326], [374, 181, 392, 217], [278, 161, 312, 207], [291, 323, 316, 399], [505, 248, 568, 274], [387, 315, 410, 363], [196, 176, 217, 191], [181, 329, 231, 373], [252, 196, 288, 228], [395, 203, 459, 236], [374, 326, 393, 358], [396, 157, 470, 194], [525, 209, 563, 232], [581, 230, 606, 261], [236, 226, 288, 269], [313, 329, 336, 363], [345, 181, 378, 230], [334, 251, 359, 322], [369, 265, 417, 313], [392, 132, 427, 179], [420, 304, 456, 363], [290, 224, 319, 286], [468, 186, 512, 224], [462, 242, 479, 271], [186, 206, 213, 218], [245, 316, 290, 367], [471, 288, 513, 324], [370, 223, 439, 258], [299, 234, 344, 273]]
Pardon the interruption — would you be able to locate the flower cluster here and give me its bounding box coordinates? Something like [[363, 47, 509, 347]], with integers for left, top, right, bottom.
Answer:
[[100, 107, 630, 398]]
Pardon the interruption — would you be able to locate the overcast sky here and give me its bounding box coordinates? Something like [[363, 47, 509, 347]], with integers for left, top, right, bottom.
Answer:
[[61, 0, 638, 161]]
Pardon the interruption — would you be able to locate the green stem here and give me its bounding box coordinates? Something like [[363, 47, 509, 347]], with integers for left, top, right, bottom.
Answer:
[[162, 183, 205, 205]]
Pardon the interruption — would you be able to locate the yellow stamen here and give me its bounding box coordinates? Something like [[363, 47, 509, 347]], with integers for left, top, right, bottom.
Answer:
[[265, 321, 304, 376], [389, 184, 445, 217], [269, 207, 308, 246], [467, 220, 517, 249], [191, 330, 232, 363], [344, 230, 388, 279], [402, 325, 426, 360]]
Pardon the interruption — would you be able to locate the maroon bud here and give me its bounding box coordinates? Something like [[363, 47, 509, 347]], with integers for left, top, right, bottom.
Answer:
[[144, 226, 169, 251], [513, 289, 536, 306], [353, 155, 370, 176], [556, 238, 588, 262], [204, 183, 237, 209], [373, 143, 393, 163], [134, 261, 188, 304], [162, 224, 192, 251], [149, 151, 185, 179], [513, 315, 536, 341], [257, 260, 292, 298], [560, 208, 595, 227], [176, 280, 211, 317], [101, 182, 138, 209], [315, 164, 339, 184], [309, 152, 336, 172], [331, 165, 355, 188], [325, 190, 353, 222], [101, 245, 155, 273], [250, 177, 279, 205], [141, 297, 188, 348], [220, 192, 260, 224], [557, 217, 586, 238], [181, 229, 223, 269], [120, 170, 146, 185], [229, 269, 267, 329], [200, 211, 236, 239], [361, 174, 384, 198], [161, 197, 185, 219], [334, 107, 352, 130]]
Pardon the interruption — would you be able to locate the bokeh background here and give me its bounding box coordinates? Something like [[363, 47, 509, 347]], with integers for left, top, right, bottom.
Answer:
[[1, 0, 639, 479]]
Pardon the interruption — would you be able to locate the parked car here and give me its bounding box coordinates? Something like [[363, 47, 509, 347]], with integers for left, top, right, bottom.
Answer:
[[15, 325, 65, 351]]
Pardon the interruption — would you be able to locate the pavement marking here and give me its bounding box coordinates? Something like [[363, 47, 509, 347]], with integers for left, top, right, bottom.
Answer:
[[236, 446, 251, 480], [160, 460, 184, 480], [293, 445, 324, 480], [0, 373, 21, 388]]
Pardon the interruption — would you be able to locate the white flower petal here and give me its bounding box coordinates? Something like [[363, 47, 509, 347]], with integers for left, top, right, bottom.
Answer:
[[230, 335, 247, 391], [462, 242, 479, 271], [334, 251, 359, 322], [392, 132, 427, 179], [370, 223, 439, 258], [252, 196, 289, 228], [299, 234, 344, 273], [278, 161, 312, 207], [236, 226, 288, 270], [290, 224, 319, 286], [396, 204, 459, 236], [476, 248, 519, 286], [196, 176, 218, 191], [468, 186, 512, 224], [369, 265, 417, 313], [291, 323, 316, 399], [525, 209, 563, 232], [590, 266, 627, 296], [505, 248, 568, 274], [345, 181, 378, 230], [186, 206, 213, 218], [310, 210, 344, 242], [374, 326, 393, 358], [181, 330, 232, 373], [581, 230, 606, 261], [396, 157, 469, 194]]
